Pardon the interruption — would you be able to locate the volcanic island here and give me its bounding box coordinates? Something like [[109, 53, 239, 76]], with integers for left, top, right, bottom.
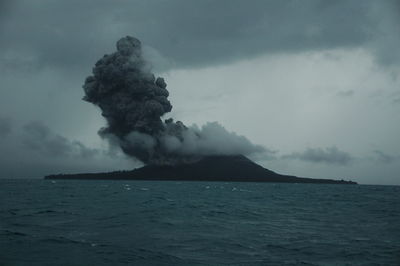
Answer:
[[45, 36, 356, 185]]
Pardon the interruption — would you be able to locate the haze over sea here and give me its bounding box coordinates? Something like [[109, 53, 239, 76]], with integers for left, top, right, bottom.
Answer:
[[1, 179, 399, 265]]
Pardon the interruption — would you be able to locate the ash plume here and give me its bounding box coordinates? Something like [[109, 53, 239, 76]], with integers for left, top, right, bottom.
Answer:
[[83, 36, 264, 165]]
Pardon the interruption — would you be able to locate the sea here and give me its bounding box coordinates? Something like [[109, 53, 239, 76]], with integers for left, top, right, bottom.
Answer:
[[0, 179, 399, 266]]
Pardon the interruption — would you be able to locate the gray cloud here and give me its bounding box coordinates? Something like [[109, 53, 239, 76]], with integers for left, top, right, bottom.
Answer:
[[367, 1, 400, 66], [283, 146, 353, 165], [336, 90, 354, 98], [372, 150, 397, 164], [393, 98, 400, 104], [0, 120, 136, 178], [22, 121, 98, 158], [160, 122, 265, 156], [0, 116, 12, 138], [0, 0, 399, 72]]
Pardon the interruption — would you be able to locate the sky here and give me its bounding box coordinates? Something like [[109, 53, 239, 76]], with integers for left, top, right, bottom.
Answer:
[[0, 0, 399, 185]]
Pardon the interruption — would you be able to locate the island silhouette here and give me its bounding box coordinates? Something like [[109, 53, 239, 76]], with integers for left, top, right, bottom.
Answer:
[[45, 155, 356, 184]]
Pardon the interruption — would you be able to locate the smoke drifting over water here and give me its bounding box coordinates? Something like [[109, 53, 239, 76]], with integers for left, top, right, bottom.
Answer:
[[83, 36, 264, 165]]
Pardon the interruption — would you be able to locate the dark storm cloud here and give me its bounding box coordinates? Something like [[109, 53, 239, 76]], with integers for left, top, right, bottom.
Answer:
[[22, 121, 98, 158], [283, 147, 353, 165], [1, 0, 399, 72], [0, 116, 12, 137]]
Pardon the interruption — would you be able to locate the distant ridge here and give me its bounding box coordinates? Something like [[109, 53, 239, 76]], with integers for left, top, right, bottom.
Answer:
[[45, 155, 356, 184]]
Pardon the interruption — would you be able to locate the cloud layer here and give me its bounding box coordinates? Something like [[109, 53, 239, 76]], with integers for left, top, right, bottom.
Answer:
[[283, 147, 353, 165], [1, 0, 399, 72]]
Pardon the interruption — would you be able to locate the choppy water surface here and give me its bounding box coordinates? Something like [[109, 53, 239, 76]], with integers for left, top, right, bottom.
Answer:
[[1, 179, 399, 265]]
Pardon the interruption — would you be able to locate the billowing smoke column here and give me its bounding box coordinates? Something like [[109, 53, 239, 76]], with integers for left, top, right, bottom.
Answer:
[[83, 36, 264, 165]]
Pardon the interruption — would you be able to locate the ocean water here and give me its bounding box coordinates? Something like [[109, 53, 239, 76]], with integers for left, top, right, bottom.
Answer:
[[0, 180, 399, 266]]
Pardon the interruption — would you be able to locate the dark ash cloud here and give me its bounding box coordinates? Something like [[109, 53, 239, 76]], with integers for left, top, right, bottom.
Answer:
[[22, 121, 98, 158], [283, 146, 353, 165], [83, 36, 264, 165]]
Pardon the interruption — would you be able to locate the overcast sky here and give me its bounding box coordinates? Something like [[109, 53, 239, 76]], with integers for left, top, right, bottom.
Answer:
[[1, 0, 399, 185]]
